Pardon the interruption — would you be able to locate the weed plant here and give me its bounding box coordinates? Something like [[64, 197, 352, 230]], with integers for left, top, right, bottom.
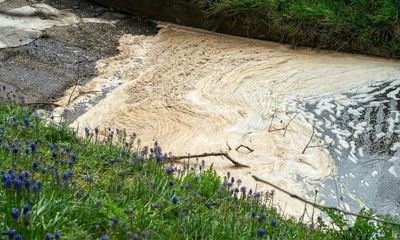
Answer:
[[194, 0, 400, 57]]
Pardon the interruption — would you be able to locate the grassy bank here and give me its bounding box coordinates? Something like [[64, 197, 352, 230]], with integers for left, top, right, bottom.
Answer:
[[193, 0, 400, 57], [0, 94, 399, 239]]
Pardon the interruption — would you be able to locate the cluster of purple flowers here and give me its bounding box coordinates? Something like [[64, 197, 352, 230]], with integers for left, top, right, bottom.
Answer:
[[250, 210, 278, 237], [7, 204, 60, 239], [1, 169, 43, 193]]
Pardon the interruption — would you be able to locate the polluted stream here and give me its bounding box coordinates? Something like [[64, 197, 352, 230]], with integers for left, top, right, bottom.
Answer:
[[1, 1, 396, 218], [51, 25, 400, 219]]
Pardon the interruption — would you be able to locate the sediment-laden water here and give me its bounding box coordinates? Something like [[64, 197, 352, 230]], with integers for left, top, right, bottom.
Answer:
[[53, 25, 400, 218]]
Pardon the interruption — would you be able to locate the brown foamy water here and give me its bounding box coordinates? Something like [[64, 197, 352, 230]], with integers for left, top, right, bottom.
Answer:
[[53, 25, 400, 217]]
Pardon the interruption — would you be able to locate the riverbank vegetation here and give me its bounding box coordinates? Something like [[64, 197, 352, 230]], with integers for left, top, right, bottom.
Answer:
[[193, 0, 400, 57], [0, 93, 399, 239]]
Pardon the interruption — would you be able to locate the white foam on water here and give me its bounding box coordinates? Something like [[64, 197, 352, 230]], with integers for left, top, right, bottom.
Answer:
[[388, 166, 398, 178], [348, 108, 361, 116], [376, 132, 386, 139], [52, 26, 400, 217], [391, 143, 400, 151]]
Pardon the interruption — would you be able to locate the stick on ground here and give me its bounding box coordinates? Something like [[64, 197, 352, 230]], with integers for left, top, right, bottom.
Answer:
[[26, 102, 62, 107]]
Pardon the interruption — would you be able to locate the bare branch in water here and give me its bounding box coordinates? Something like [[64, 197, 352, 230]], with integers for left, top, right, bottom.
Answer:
[[226, 141, 232, 151], [283, 111, 301, 136], [302, 124, 315, 154], [268, 109, 277, 132], [268, 110, 301, 136], [302, 124, 334, 154], [252, 175, 400, 227], [169, 152, 249, 168], [235, 144, 254, 153]]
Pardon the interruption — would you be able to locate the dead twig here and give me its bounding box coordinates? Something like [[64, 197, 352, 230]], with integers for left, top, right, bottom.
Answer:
[[302, 124, 315, 154], [235, 144, 254, 153], [268, 127, 285, 132], [268, 110, 301, 136], [283, 111, 301, 136], [67, 81, 101, 106], [67, 57, 85, 105], [67, 89, 102, 103], [311, 190, 318, 226], [252, 175, 400, 227], [79, 90, 102, 94], [306, 139, 334, 150], [226, 141, 232, 151], [268, 110, 277, 132], [169, 152, 249, 168], [25, 102, 62, 107], [302, 124, 334, 154], [67, 85, 78, 105], [299, 203, 308, 224]]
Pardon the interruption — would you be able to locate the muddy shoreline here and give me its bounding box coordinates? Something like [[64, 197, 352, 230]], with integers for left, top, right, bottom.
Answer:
[[0, 0, 157, 104]]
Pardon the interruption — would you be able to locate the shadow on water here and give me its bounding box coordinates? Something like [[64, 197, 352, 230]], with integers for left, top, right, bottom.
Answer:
[[304, 80, 400, 216]]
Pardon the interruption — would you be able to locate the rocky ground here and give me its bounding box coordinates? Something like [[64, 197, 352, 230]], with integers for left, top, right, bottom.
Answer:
[[0, 0, 157, 105]]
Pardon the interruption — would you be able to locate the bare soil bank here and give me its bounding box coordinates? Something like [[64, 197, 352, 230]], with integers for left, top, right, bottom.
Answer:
[[0, 0, 157, 104]]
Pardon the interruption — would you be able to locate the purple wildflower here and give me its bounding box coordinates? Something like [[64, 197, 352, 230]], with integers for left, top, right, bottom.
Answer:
[[7, 228, 15, 238], [172, 195, 178, 204], [166, 166, 174, 175], [45, 233, 51, 240], [23, 204, 29, 215], [258, 228, 265, 237], [271, 218, 277, 227], [11, 208, 20, 218]]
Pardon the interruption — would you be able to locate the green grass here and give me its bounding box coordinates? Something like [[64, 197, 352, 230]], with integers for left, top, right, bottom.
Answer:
[[0, 95, 399, 239], [192, 0, 400, 57]]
